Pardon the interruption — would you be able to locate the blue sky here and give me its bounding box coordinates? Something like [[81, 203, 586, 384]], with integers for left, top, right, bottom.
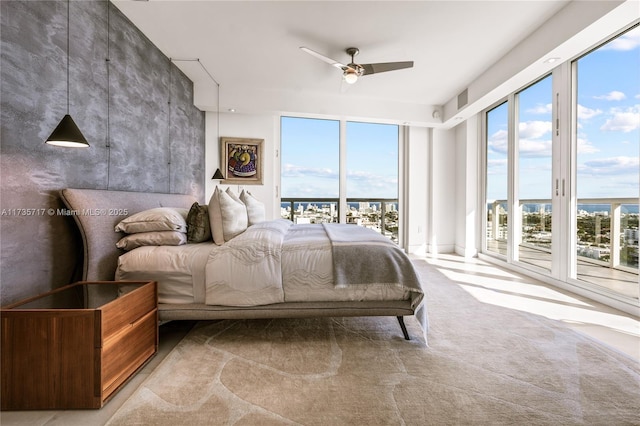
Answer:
[[281, 117, 398, 198], [487, 25, 639, 202]]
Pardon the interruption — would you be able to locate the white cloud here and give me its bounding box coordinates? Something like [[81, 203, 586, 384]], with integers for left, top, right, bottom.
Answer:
[[579, 156, 639, 176], [487, 159, 507, 175], [576, 137, 600, 154], [282, 164, 338, 179], [282, 164, 397, 198], [490, 122, 552, 157], [516, 121, 552, 157], [600, 105, 640, 133], [594, 91, 626, 101], [518, 139, 552, 157], [519, 120, 551, 139], [488, 129, 508, 155], [577, 104, 602, 120], [602, 29, 640, 51], [526, 103, 552, 114]]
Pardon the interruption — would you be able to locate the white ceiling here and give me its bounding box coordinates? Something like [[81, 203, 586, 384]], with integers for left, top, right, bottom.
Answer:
[[113, 0, 570, 124]]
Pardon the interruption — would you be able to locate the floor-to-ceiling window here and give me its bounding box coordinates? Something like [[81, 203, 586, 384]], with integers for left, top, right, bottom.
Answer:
[[516, 75, 553, 271], [573, 25, 639, 299], [485, 102, 509, 256], [281, 117, 401, 241], [280, 116, 339, 223], [483, 24, 639, 307], [346, 121, 399, 241]]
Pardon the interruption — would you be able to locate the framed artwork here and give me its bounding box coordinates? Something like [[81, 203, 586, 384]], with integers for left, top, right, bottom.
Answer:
[[220, 137, 264, 185]]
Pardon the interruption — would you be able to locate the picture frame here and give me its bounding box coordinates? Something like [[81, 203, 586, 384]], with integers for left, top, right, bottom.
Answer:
[[220, 137, 264, 185]]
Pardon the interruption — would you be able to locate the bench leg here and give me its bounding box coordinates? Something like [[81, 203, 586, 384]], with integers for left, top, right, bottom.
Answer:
[[397, 316, 410, 340]]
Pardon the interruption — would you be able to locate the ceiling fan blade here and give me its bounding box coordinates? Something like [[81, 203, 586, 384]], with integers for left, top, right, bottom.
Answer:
[[300, 47, 346, 69], [361, 61, 414, 75]]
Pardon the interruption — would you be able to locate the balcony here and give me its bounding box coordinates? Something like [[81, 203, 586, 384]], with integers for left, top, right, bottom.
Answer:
[[487, 198, 639, 299], [280, 198, 399, 243]]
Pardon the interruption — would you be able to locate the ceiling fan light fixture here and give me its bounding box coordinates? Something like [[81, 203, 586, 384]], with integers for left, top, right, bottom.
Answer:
[[343, 70, 358, 84], [301, 46, 414, 86]]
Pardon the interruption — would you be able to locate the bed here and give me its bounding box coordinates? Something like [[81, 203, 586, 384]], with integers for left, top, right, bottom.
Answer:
[[60, 188, 427, 342]]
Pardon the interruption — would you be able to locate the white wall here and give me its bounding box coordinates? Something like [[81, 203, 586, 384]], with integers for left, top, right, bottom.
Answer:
[[454, 116, 480, 258], [427, 128, 457, 254], [405, 126, 429, 255], [205, 111, 279, 219]]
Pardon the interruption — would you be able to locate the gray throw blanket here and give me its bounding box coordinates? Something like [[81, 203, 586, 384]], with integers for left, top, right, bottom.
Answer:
[[322, 223, 423, 298]]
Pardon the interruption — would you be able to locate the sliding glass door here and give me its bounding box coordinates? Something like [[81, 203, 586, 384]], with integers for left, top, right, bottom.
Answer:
[[515, 75, 553, 272], [485, 102, 509, 256], [572, 25, 639, 299]]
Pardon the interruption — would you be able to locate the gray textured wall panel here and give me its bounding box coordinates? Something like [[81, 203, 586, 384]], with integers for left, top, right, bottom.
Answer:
[[0, 0, 205, 305]]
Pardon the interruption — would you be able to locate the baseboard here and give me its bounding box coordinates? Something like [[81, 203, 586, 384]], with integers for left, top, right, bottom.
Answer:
[[454, 244, 478, 259]]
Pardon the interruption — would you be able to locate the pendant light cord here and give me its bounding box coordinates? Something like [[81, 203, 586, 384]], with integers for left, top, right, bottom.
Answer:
[[66, 0, 70, 114], [106, 0, 111, 189], [170, 58, 221, 181], [168, 59, 172, 193]]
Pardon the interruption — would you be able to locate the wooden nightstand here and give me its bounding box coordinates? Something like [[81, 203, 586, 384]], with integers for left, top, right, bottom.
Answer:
[[1, 281, 158, 410]]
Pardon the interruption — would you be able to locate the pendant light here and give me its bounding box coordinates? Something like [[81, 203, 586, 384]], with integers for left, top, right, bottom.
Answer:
[[45, 0, 89, 148], [212, 168, 224, 180]]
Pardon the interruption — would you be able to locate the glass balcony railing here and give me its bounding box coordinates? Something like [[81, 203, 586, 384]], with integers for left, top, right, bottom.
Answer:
[[281, 198, 399, 243], [487, 197, 639, 272]]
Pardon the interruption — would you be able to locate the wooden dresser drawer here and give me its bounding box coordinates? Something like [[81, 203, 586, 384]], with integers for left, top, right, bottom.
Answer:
[[101, 309, 158, 398], [101, 282, 157, 342]]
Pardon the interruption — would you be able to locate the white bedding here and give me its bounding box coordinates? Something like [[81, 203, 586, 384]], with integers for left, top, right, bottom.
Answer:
[[116, 242, 213, 304], [116, 220, 414, 306]]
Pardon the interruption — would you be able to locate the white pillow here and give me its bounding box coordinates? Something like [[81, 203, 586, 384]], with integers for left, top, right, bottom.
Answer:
[[220, 189, 248, 240], [240, 190, 265, 226], [116, 231, 187, 251], [115, 208, 188, 233], [208, 187, 248, 245], [225, 187, 243, 204]]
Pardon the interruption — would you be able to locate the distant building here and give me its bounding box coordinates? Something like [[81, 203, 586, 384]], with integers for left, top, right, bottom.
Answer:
[[624, 229, 639, 245]]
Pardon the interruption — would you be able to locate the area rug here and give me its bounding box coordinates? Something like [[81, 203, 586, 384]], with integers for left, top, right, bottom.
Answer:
[[107, 260, 640, 426]]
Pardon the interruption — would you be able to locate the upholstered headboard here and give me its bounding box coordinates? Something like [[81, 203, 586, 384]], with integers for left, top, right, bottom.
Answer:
[[60, 189, 198, 304]]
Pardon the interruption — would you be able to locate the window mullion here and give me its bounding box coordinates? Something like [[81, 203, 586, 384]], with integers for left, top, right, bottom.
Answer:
[[339, 120, 347, 224], [507, 93, 518, 264]]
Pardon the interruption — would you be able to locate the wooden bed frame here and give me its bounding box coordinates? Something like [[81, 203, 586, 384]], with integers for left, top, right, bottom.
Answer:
[[60, 188, 417, 339]]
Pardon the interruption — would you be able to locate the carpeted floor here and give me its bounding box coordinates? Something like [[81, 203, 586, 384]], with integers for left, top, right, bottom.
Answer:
[[107, 259, 640, 426]]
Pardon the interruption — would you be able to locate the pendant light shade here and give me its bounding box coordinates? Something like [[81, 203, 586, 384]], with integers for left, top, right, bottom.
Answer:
[[212, 168, 224, 180], [46, 114, 89, 147]]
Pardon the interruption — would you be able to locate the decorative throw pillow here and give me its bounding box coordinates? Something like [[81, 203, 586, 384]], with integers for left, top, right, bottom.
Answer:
[[240, 190, 265, 226], [186, 202, 211, 243], [115, 231, 187, 251], [207, 187, 248, 245], [115, 207, 188, 233]]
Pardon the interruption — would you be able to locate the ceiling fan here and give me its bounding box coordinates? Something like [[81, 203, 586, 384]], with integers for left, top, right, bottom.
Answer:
[[300, 46, 414, 85]]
